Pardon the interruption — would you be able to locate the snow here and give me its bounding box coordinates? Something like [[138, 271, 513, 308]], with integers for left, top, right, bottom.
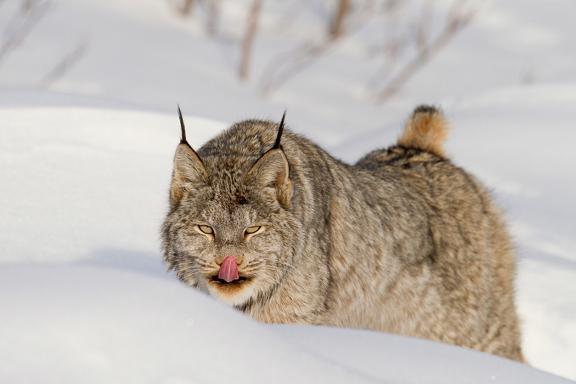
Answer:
[[1, 0, 575, 382], [0, 266, 372, 384], [0, 265, 572, 384]]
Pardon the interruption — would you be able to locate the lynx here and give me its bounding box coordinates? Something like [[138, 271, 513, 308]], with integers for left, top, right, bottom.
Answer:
[[161, 106, 524, 361]]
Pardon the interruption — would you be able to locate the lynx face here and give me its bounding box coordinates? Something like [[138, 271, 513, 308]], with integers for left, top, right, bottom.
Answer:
[[164, 175, 300, 306], [162, 114, 297, 306]]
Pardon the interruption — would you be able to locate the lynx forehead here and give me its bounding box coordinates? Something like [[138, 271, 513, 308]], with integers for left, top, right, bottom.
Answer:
[[161, 106, 524, 362]]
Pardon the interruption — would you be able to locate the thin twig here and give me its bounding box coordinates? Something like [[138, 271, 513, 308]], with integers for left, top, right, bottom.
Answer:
[[0, 0, 51, 64], [259, 1, 376, 94], [238, 0, 262, 81], [178, 0, 196, 16], [375, 0, 479, 102], [40, 41, 88, 86], [328, 0, 351, 39], [205, 0, 220, 36]]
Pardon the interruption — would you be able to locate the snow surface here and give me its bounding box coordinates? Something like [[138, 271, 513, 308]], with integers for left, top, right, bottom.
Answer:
[[1, 265, 571, 384], [1, 0, 575, 382], [1, 101, 574, 383]]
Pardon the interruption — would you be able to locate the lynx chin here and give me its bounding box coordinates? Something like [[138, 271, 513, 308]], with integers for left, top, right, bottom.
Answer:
[[161, 105, 524, 361]]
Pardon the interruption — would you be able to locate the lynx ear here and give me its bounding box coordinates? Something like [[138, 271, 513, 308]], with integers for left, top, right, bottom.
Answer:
[[245, 112, 292, 208], [245, 148, 293, 209], [170, 106, 208, 206]]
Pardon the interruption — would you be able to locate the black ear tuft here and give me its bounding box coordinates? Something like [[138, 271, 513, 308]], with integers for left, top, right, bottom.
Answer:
[[178, 105, 189, 146], [272, 110, 286, 150]]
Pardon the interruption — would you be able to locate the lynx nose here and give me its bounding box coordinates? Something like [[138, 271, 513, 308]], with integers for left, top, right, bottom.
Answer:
[[218, 256, 240, 283]]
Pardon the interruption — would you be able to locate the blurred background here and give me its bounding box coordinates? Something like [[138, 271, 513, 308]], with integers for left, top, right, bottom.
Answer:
[[1, 0, 574, 143], [0, 0, 575, 381]]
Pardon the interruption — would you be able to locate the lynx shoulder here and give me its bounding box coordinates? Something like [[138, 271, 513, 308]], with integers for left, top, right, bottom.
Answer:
[[162, 106, 524, 361]]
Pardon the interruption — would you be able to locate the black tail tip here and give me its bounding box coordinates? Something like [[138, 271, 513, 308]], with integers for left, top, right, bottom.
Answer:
[[413, 105, 440, 116]]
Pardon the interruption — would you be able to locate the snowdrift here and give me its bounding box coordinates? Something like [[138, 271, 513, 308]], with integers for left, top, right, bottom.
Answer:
[[0, 265, 571, 384], [1, 102, 574, 382]]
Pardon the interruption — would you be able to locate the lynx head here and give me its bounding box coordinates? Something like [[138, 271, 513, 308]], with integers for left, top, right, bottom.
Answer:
[[162, 109, 301, 306]]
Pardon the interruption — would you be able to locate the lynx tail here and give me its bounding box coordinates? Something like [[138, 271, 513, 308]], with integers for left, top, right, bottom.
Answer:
[[398, 105, 448, 157]]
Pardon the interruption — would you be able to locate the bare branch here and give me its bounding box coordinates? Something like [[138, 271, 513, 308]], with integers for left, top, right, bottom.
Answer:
[[40, 41, 88, 86], [0, 0, 52, 65], [238, 0, 262, 81], [172, 0, 196, 17], [205, 0, 220, 36], [259, 43, 331, 94], [375, 0, 480, 102], [259, 1, 377, 94], [329, 0, 351, 39]]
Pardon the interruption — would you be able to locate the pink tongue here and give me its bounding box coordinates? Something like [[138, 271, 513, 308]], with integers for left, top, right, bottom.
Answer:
[[218, 256, 239, 283]]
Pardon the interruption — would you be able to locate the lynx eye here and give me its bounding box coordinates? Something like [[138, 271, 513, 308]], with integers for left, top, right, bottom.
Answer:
[[244, 226, 262, 235], [197, 225, 214, 235]]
